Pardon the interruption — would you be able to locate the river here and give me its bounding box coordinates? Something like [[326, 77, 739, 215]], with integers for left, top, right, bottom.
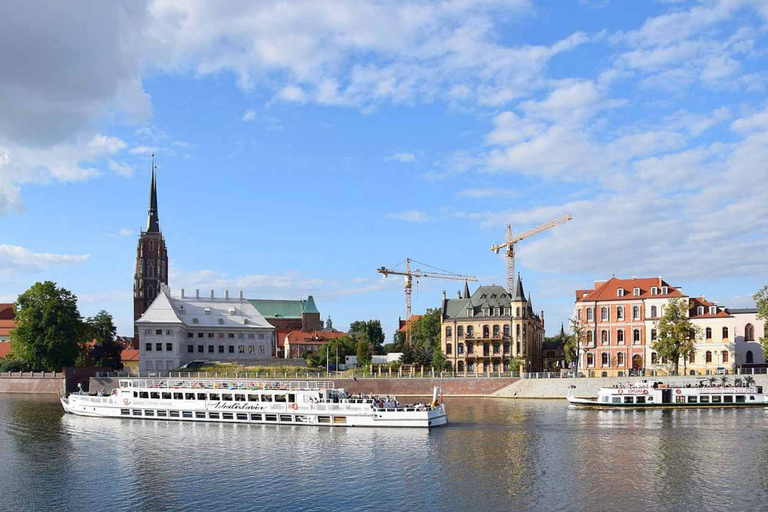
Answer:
[[1, 394, 767, 511]]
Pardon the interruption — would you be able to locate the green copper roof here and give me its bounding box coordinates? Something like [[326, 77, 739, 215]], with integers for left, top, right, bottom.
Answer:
[[248, 299, 304, 319], [302, 295, 320, 314]]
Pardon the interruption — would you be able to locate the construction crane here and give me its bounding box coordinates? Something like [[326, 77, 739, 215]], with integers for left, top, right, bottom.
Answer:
[[491, 213, 572, 292], [377, 258, 477, 323]]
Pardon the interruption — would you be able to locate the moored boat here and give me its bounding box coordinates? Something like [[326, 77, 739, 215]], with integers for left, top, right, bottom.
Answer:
[[567, 380, 767, 408], [61, 378, 448, 428]]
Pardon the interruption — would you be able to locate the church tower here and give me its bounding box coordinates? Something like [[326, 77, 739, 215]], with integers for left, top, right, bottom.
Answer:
[[133, 156, 169, 347]]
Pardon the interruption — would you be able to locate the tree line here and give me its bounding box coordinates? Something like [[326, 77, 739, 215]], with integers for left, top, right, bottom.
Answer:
[[2, 281, 123, 372]]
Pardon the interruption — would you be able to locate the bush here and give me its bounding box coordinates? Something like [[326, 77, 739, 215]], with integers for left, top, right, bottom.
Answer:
[[0, 357, 32, 372]]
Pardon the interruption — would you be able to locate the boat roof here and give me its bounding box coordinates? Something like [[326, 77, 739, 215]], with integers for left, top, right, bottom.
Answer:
[[119, 378, 336, 391]]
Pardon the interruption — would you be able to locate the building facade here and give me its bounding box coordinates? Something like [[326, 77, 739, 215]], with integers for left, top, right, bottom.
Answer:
[[441, 277, 544, 373], [248, 297, 323, 357], [283, 328, 347, 359], [732, 309, 767, 367], [136, 286, 274, 372], [0, 303, 16, 343], [133, 163, 169, 347]]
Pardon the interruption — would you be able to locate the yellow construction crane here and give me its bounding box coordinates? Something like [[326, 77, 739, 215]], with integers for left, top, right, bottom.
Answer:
[[491, 214, 572, 292], [377, 258, 478, 323]]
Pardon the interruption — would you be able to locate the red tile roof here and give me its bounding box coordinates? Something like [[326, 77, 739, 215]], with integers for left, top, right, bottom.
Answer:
[[0, 303, 14, 320], [0, 319, 16, 337], [689, 297, 730, 318], [285, 330, 347, 345], [0, 343, 12, 359], [398, 315, 423, 332], [576, 277, 684, 302], [121, 349, 140, 362]]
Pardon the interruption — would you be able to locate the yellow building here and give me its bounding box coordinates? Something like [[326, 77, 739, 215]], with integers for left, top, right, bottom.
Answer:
[[440, 277, 544, 373]]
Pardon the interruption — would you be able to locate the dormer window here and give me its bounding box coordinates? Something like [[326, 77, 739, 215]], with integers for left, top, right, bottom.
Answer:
[[617, 288, 625, 297], [697, 306, 704, 316], [229, 306, 236, 316], [651, 287, 658, 295], [178, 304, 185, 315], [633, 287, 640, 297], [662, 286, 669, 295], [204, 307, 211, 315], [217, 318, 224, 325], [709, 306, 716, 315], [192, 318, 199, 324]]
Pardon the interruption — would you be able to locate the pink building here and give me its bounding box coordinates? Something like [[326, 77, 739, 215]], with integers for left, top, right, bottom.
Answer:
[[731, 309, 767, 366]]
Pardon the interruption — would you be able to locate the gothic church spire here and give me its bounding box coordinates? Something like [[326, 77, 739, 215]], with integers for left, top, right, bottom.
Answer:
[[146, 154, 160, 233]]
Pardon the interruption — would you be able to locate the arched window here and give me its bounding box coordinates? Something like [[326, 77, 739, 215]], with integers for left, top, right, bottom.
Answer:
[[722, 327, 729, 340], [651, 306, 657, 318], [616, 307, 624, 321], [746, 323, 755, 341], [601, 330, 609, 344], [747, 351, 754, 364], [492, 325, 500, 337], [633, 329, 641, 344], [587, 308, 593, 321], [503, 325, 510, 337], [689, 352, 695, 363], [457, 326, 464, 337], [600, 307, 609, 322], [587, 353, 594, 366], [586, 331, 593, 343], [651, 352, 658, 364], [577, 309, 582, 321], [651, 329, 657, 341], [706, 327, 712, 339], [446, 343, 452, 355], [516, 325, 520, 337], [617, 330, 624, 343], [697, 306, 704, 316], [446, 326, 452, 338], [149, 240, 154, 251], [706, 351, 712, 363], [601, 353, 609, 366], [632, 306, 640, 320], [722, 350, 729, 363], [483, 325, 489, 338], [147, 285, 154, 301], [617, 353, 625, 366]]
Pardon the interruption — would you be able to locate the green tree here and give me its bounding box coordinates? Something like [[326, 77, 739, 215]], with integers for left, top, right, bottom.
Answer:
[[404, 309, 442, 367], [431, 348, 447, 371], [11, 281, 87, 371], [356, 332, 373, 365], [566, 319, 585, 369], [652, 298, 699, 376], [307, 335, 357, 368], [87, 310, 123, 370], [349, 320, 386, 354], [755, 286, 768, 357]]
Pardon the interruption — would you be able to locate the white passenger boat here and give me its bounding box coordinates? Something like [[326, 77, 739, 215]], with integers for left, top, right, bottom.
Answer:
[[61, 378, 448, 428], [567, 381, 768, 408]]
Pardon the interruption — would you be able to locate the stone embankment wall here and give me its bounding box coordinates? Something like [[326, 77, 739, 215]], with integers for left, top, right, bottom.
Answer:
[[90, 376, 519, 397], [493, 374, 768, 399], [0, 373, 64, 394]]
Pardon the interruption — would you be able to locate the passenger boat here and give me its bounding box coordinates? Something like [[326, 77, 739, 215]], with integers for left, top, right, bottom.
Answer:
[[567, 380, 767, 408], [61, 378, 448, 428]]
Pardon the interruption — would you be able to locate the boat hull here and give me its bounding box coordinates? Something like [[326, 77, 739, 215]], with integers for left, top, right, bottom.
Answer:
[[567, 396, 768, 409]]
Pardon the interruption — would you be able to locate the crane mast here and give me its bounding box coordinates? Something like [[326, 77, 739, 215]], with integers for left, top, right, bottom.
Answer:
[[491, 214, 572, 292]]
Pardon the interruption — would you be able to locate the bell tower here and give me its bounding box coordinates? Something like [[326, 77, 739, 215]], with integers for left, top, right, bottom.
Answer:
[[133, 155, 169, 347]]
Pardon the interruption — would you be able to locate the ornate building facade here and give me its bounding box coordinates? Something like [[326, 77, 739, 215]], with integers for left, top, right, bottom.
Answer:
[[440, 277, 545, 373], [133, 162, 169, 347]]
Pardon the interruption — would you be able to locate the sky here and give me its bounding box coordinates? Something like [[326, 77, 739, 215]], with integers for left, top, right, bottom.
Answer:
[[2, 0, 768, 340]]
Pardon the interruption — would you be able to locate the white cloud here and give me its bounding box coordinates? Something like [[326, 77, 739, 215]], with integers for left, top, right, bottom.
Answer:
[[108, 159, 135, 177], [388, 152, 416, 163], [129, 145, 158, 155], [455, 187, 518, 199], [241, 109, 257, 122], [0, 245, 90, 278], [386, 210, 431, 223]]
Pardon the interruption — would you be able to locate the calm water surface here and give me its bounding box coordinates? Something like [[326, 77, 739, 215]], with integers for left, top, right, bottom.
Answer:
[[2, 394, 768, 511]]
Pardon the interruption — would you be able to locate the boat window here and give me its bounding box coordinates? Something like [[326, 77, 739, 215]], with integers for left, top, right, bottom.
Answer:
[[157, 410, 167, 417], [222, 413, 234, 420], [209, 413, 220, 419], [250, 414, 262, 421], [222, 394, 233, 401], [248, 394, 259, 402], [173, 393, 183, 400], [676, 396, 685, 404], [182, 411, 193, 418], [687, 396, 697, 403], [333, 416, 347, 424], [237, 413, 248, 420], [261, 395, 272, 402], [711, 396, 722, 403], [235, 394, 245, 402], [209, 393, 220, 401], [295, 416, 306, 423], [700, 396, 709, 403], [162, 392, 171, 399], [275, 395, 287, 403], [265, 414, 278, 422], [169, 411, 180, 417], [601, 396, 609, 403], [132, 410, 142, 416], [197, 393, 207, 400], [724, 396, 733, 403], [636, 396, 646, 404], [623, 396, 633, 404], [121, 409, 130, 416], [736, 396, 746, 403], [140, 392, 149, 399], [196, 412, 206, 419], [185, 393, 195, 400], [318, 416, 331, 424], [280, 414, 292, 422], [150, 392, 160, 399], [145, 410, 155, 416], [288, 394, 296, 403], [750, 396, 756, 401], [612, 397, 621, 404]]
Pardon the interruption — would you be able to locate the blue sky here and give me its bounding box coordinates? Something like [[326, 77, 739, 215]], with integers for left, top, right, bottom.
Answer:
[[2, 0, 768, 339]]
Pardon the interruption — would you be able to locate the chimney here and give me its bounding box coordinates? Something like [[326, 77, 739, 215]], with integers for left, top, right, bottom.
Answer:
[[658, 277, 662, 287], [239, 290, 244, 300], [442, 290, 447, 300], [210, 289, 214, 299], [195, 289, 199, 299], [181, 289, 185, 299], [225, 290, 229, 300], [457, 290, 462, 299]]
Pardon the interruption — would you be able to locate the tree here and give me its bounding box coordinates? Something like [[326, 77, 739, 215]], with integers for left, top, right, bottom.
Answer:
[[356, 332, 373, 365], [652, 298, 699, 376], [11, 281, 87, 372], [349, 320, 386, 354], [565, 319, 584, 368], [755, 286, 768, 357], [87, 310, 123, 370], [431, 348, 447, 371], [402, 309, 442, 367]]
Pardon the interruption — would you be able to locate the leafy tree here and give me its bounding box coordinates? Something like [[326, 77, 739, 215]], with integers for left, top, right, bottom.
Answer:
[[349, 320, 386, 354], [565, 318, 584, 368], [355, 332, 373, 365], [755, 286, 768, 357], [11, 281, 87, 371], [401, 309, 442, 367], [431, 348, 447, 371], [307, 335, 357, 368], [652, 298, 699, 376], [87, 310, 123, 370]]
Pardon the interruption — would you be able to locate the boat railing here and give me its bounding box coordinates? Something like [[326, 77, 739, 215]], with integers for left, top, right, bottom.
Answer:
[[118, 378, 336, 391]]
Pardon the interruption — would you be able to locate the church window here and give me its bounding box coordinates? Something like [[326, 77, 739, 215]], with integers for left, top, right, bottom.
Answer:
[[147, 285, 154, 301], [746, 324, 755, 341], [149, 240, 154, 251]]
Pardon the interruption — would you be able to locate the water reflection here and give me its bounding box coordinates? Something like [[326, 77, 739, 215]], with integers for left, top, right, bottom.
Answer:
[[2, 396, 768, 511]]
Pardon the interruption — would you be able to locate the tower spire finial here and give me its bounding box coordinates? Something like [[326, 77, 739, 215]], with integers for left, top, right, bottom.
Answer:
[[146, 154, 160, 233]]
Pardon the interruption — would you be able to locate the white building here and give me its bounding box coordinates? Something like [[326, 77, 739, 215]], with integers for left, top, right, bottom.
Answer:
[[732, 308, 767, 367], [136, 286, 275, 372]]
